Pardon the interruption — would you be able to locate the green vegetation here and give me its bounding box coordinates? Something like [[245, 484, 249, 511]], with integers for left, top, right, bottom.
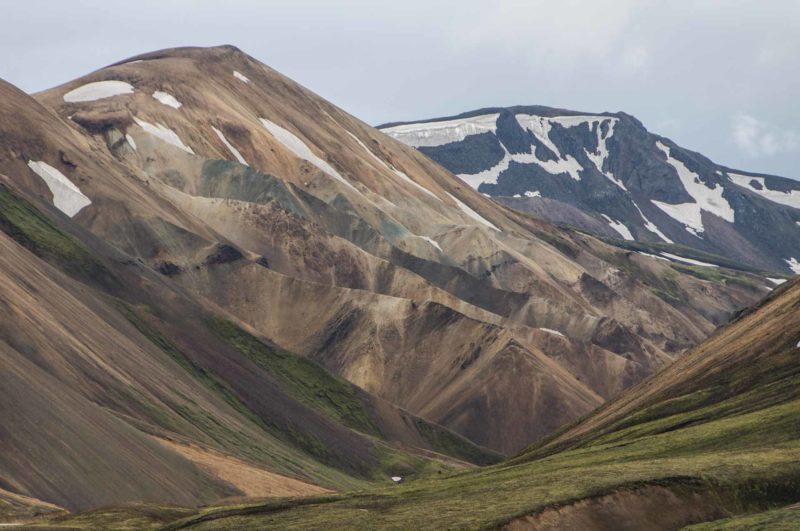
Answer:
[[0, 184, 113, 284], [58, 285, 795, 529], [208, 318, 381, 437], [532, 229, 580, 258], [413, 418, 503, 466]]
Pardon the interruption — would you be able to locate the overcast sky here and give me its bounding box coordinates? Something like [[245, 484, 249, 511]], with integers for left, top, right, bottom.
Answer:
[[2, 0, 797, 178]]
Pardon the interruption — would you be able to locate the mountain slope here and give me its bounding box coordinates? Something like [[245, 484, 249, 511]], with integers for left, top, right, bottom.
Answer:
[[0, 46, 773, 458], [0, 177, 498, 514], [380, 107, 800, 275], [104, 277, 800, 530]]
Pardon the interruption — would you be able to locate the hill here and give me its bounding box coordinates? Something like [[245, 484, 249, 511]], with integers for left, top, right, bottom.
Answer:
[[380, 108, 800, 275]]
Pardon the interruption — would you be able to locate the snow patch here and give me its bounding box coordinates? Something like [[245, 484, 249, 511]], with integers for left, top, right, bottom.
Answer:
[[446, 192, 500, 231], [660, 252, 718, 268], [125, 134, 137, 151], [27, 160, 91, 217], [152, 90, 182, 109], [515, 114, 563, 158], [601, 214, 634, 240], [419, 236, 442, 252], [729, 173, 800, 209], [233, 71, 250, 83], [63, 80, 134, 103], [345, 131, 439, 199], [525, 190, 542, 198], [458, 144, 582, 187], [651, 142, 734, 235], [391, 476, 402, 483], [767, 277, 787, 286], [632, 202, 672, 243], [539, 328, 565, 337], [582, 118, 625, 190], [382, 114, 500, 148], [212, 126, 248, 166], [133, 117, 194, 154], [637, 252, 669, 261], [260, 118, 355, 191], [785, 257, 800, 274]]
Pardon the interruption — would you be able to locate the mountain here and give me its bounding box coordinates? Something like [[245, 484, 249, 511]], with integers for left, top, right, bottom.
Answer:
[[0, 45, 780, 518], [379, 107, 800, 275], [86, 276, 800, 529]]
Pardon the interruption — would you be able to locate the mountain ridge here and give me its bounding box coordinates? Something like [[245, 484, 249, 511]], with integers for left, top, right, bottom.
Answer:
[[379, 106, 800, 274]]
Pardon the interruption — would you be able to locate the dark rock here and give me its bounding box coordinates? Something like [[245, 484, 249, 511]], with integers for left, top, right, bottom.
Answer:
[[205, 244, 243, 265], [156, 261, 182, 276]]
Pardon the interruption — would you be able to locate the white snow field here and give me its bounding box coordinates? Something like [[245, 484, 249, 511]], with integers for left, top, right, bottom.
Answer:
[[767, 277, 787, 286], [729, 173, 800, 209], [446, 193, 500, 231], [651, 142, 734, 236], [27, 160, 91, 217], [601, 214, 634, 240], [382, 114, 500, 148], [133, 117, 195, 154], [233, 70, 250, 83], [63, 80, 134, 103], [260, 118, 355, 191], [660, 252, 719, 268], [211, 126, 248, 166], [152, 90, 182, 109], [785, 257, 800, 275], [524, 190, 542, 198], [345, 131, 439, 199]]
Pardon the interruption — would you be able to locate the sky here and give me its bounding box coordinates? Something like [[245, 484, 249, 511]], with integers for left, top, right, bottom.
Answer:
[[2, 0, 798, 178]]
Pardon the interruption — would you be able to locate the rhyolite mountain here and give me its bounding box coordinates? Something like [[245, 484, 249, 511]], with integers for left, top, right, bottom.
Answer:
[[0, 45, 782, 519], [380, 107, 800, 275]]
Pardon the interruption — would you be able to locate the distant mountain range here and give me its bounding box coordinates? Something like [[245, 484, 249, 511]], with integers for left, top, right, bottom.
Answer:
[[380, 107, 800, 274]]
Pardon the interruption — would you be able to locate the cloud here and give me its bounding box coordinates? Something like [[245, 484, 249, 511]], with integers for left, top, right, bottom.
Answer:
[[732, 113, 799, 158]]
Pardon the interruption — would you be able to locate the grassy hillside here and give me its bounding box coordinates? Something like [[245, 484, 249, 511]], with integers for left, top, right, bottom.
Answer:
[[43, 279, 800, 529]]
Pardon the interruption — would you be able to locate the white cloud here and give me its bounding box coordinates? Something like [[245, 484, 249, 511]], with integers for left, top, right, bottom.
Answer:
[[732, 113, 799, 158]]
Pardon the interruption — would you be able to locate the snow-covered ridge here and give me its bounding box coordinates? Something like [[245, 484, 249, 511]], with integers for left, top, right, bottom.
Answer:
[[212, 126, 248, 166], [133, 117, 195, 154], [729, 173, 800, 210], [651, 141, 734, 236], [345, 131, 439, 199], [27, 160, 91, 217], [382, 114, 500, 148], [446, 192, 500, 231], [260, 118, 355, 191], [152, 90, 182, 109], [63, 81, 134, 103]]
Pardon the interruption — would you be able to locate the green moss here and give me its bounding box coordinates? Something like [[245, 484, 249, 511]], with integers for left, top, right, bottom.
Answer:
[[207, 318, 381, 438], [0, 184, 113, 283], [533, 229, 580, 258]]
